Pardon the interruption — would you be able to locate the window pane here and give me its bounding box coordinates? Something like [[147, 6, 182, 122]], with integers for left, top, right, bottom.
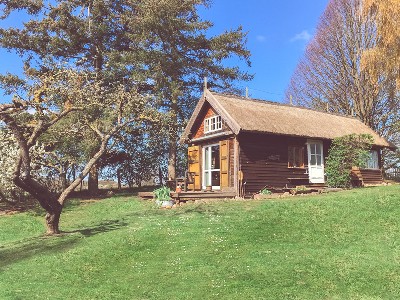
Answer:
[[366, 150, 379, 169], [211, 145, 220, 169], [310, 155, 316, 166], [316, 144, 322, 155], [211, 171, 220, 186], [217, 116, 222, 129], [317, 155, 322, 166], [295, 149, 300, 167], [288, 147, 294, 167]]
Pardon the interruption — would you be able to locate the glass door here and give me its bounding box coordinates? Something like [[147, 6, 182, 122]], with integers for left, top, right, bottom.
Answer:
[[307, 141, 324, 183], [202, 144, 220, 189]]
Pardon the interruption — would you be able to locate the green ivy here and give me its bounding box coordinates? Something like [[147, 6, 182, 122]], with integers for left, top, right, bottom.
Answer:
[[326, 134, 373, 188]]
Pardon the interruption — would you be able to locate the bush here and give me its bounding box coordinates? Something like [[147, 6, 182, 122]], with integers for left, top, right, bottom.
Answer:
[[153, 186, 171, 201], [326, 134, 373, 188]]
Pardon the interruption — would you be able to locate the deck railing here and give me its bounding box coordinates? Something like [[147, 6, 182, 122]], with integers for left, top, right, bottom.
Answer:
[[385, 168, 400, 181]]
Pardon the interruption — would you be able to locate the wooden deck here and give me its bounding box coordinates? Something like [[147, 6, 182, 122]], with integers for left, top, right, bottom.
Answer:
[[171, 191, 236, 200], [138, 191, 236, 201]]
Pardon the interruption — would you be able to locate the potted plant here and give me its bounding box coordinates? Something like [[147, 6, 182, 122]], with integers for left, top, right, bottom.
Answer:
[[253, 188, 273, 199], [153, 186, 174, 208]]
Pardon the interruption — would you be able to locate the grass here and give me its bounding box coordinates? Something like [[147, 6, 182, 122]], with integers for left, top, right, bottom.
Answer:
[[0, 186, 400, 299]]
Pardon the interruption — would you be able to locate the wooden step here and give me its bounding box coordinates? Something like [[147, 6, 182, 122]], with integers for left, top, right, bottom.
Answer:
[[171, 191, 236, 200]]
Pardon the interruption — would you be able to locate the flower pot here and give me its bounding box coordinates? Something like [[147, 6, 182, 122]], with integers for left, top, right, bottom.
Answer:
[[156, 200, 175, 208]]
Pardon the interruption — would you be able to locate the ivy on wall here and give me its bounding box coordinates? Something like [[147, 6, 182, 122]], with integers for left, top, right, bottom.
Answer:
[[326, 134, 373, 188]]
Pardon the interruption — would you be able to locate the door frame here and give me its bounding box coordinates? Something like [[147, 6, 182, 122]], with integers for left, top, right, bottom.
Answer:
[[202, 143, 221, 190], [307, 140, 325, 184]]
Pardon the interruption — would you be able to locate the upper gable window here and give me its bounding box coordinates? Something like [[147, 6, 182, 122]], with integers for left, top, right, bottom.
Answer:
[[204, 115, 222, 133]]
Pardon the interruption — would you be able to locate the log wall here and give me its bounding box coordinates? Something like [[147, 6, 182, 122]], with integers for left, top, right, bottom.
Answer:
[[238, 133, 319, 194]]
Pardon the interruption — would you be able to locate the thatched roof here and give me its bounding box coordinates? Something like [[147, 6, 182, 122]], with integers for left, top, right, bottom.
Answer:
[[182, 89, 395, 149]]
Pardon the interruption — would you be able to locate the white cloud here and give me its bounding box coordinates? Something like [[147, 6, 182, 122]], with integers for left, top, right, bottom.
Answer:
[[290, 30, 312, 42], [256, 35, 267, 42]]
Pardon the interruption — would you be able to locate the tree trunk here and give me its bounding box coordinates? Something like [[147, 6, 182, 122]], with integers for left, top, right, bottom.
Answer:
[[45, 208, 62, 235], [168, 95, 179, 180], [158, 165, 163, 186], [60, 172, 67, 191], [168, 140, 177, 180], [117, 169, 122, 190], [88, 163, 99, 195]]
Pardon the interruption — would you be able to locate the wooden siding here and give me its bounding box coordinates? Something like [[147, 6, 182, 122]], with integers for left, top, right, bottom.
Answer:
[[238, 133, 318, 195], [192, 102, 232, 139], [351, 167, 383, 185]]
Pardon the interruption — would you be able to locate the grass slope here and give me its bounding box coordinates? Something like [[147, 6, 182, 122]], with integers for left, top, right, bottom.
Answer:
[[0, 186, 399, 299]]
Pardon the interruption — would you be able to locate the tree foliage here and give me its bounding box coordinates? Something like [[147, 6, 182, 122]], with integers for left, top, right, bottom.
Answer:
[[0, 128, 24, 203], [0, 127, 48, 204], [362, 0, 400, 90], [285, 0, 399, 168], [136, 0, 252, 179], [326, 134, 373, 188], [0, 0, 252, 184], [0, 67, 153, 234]]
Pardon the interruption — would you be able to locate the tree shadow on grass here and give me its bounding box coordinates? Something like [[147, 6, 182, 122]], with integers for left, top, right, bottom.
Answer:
[[0, 219, 128, 269], [64, 219, 128, 237]]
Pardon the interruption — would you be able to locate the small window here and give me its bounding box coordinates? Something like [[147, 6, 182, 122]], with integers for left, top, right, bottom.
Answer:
[[204, 115, 222, 133], [288, 146, 305, 168], [365, 150, 379, 169]]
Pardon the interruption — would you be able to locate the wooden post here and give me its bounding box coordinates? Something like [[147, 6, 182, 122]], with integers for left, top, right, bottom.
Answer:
[[233, 137, 240, 197], [245, 87, 249, 98]]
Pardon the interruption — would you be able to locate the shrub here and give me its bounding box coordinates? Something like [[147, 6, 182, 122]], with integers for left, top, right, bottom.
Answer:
[[326, 134, 373, 188], [153, 186, 171, 201]]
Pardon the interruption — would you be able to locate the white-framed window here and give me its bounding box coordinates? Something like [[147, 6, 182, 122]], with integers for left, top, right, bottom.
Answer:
[[365, 150, 379, 169], [204, 115, 222, 133]]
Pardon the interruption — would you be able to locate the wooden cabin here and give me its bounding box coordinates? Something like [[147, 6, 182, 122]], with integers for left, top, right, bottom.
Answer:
[[180, 89, 395, 197]]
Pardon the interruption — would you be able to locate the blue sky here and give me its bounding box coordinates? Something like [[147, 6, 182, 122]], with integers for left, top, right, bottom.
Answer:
[[199, 1, 328, 101], [0, 1, 328, 103]]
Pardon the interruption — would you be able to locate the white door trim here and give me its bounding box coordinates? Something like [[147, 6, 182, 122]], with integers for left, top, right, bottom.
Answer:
[[202, 144, 221, 190], [307, 140, 325, 184]]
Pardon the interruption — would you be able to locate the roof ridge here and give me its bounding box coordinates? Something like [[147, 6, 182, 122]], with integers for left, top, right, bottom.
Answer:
[[210, 91, 361, 122]]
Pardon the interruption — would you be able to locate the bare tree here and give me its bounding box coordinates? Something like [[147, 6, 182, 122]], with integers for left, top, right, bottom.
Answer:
[[285, 0, 399, 166]]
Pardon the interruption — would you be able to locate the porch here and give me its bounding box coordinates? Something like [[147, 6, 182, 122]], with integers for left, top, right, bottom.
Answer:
[[138, 190, 236, 201]]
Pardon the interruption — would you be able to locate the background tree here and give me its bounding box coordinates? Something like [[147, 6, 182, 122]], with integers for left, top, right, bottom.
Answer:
[[138, 0, 252, 179], [0, 128, 31, 204], [0, 0, 150, 195], [0, 0, 252, 184], [362, 0, 400, 90], [0, 68, 152, 234], [100, 123, 166, 189], [285, 0, 399, 168]]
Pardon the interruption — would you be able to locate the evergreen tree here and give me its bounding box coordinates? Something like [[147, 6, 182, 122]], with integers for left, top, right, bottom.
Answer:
[[137, 0, 252, 179]]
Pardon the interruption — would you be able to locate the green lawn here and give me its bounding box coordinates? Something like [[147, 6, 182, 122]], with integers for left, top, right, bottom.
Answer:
[[0, 186, 400, 299]]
